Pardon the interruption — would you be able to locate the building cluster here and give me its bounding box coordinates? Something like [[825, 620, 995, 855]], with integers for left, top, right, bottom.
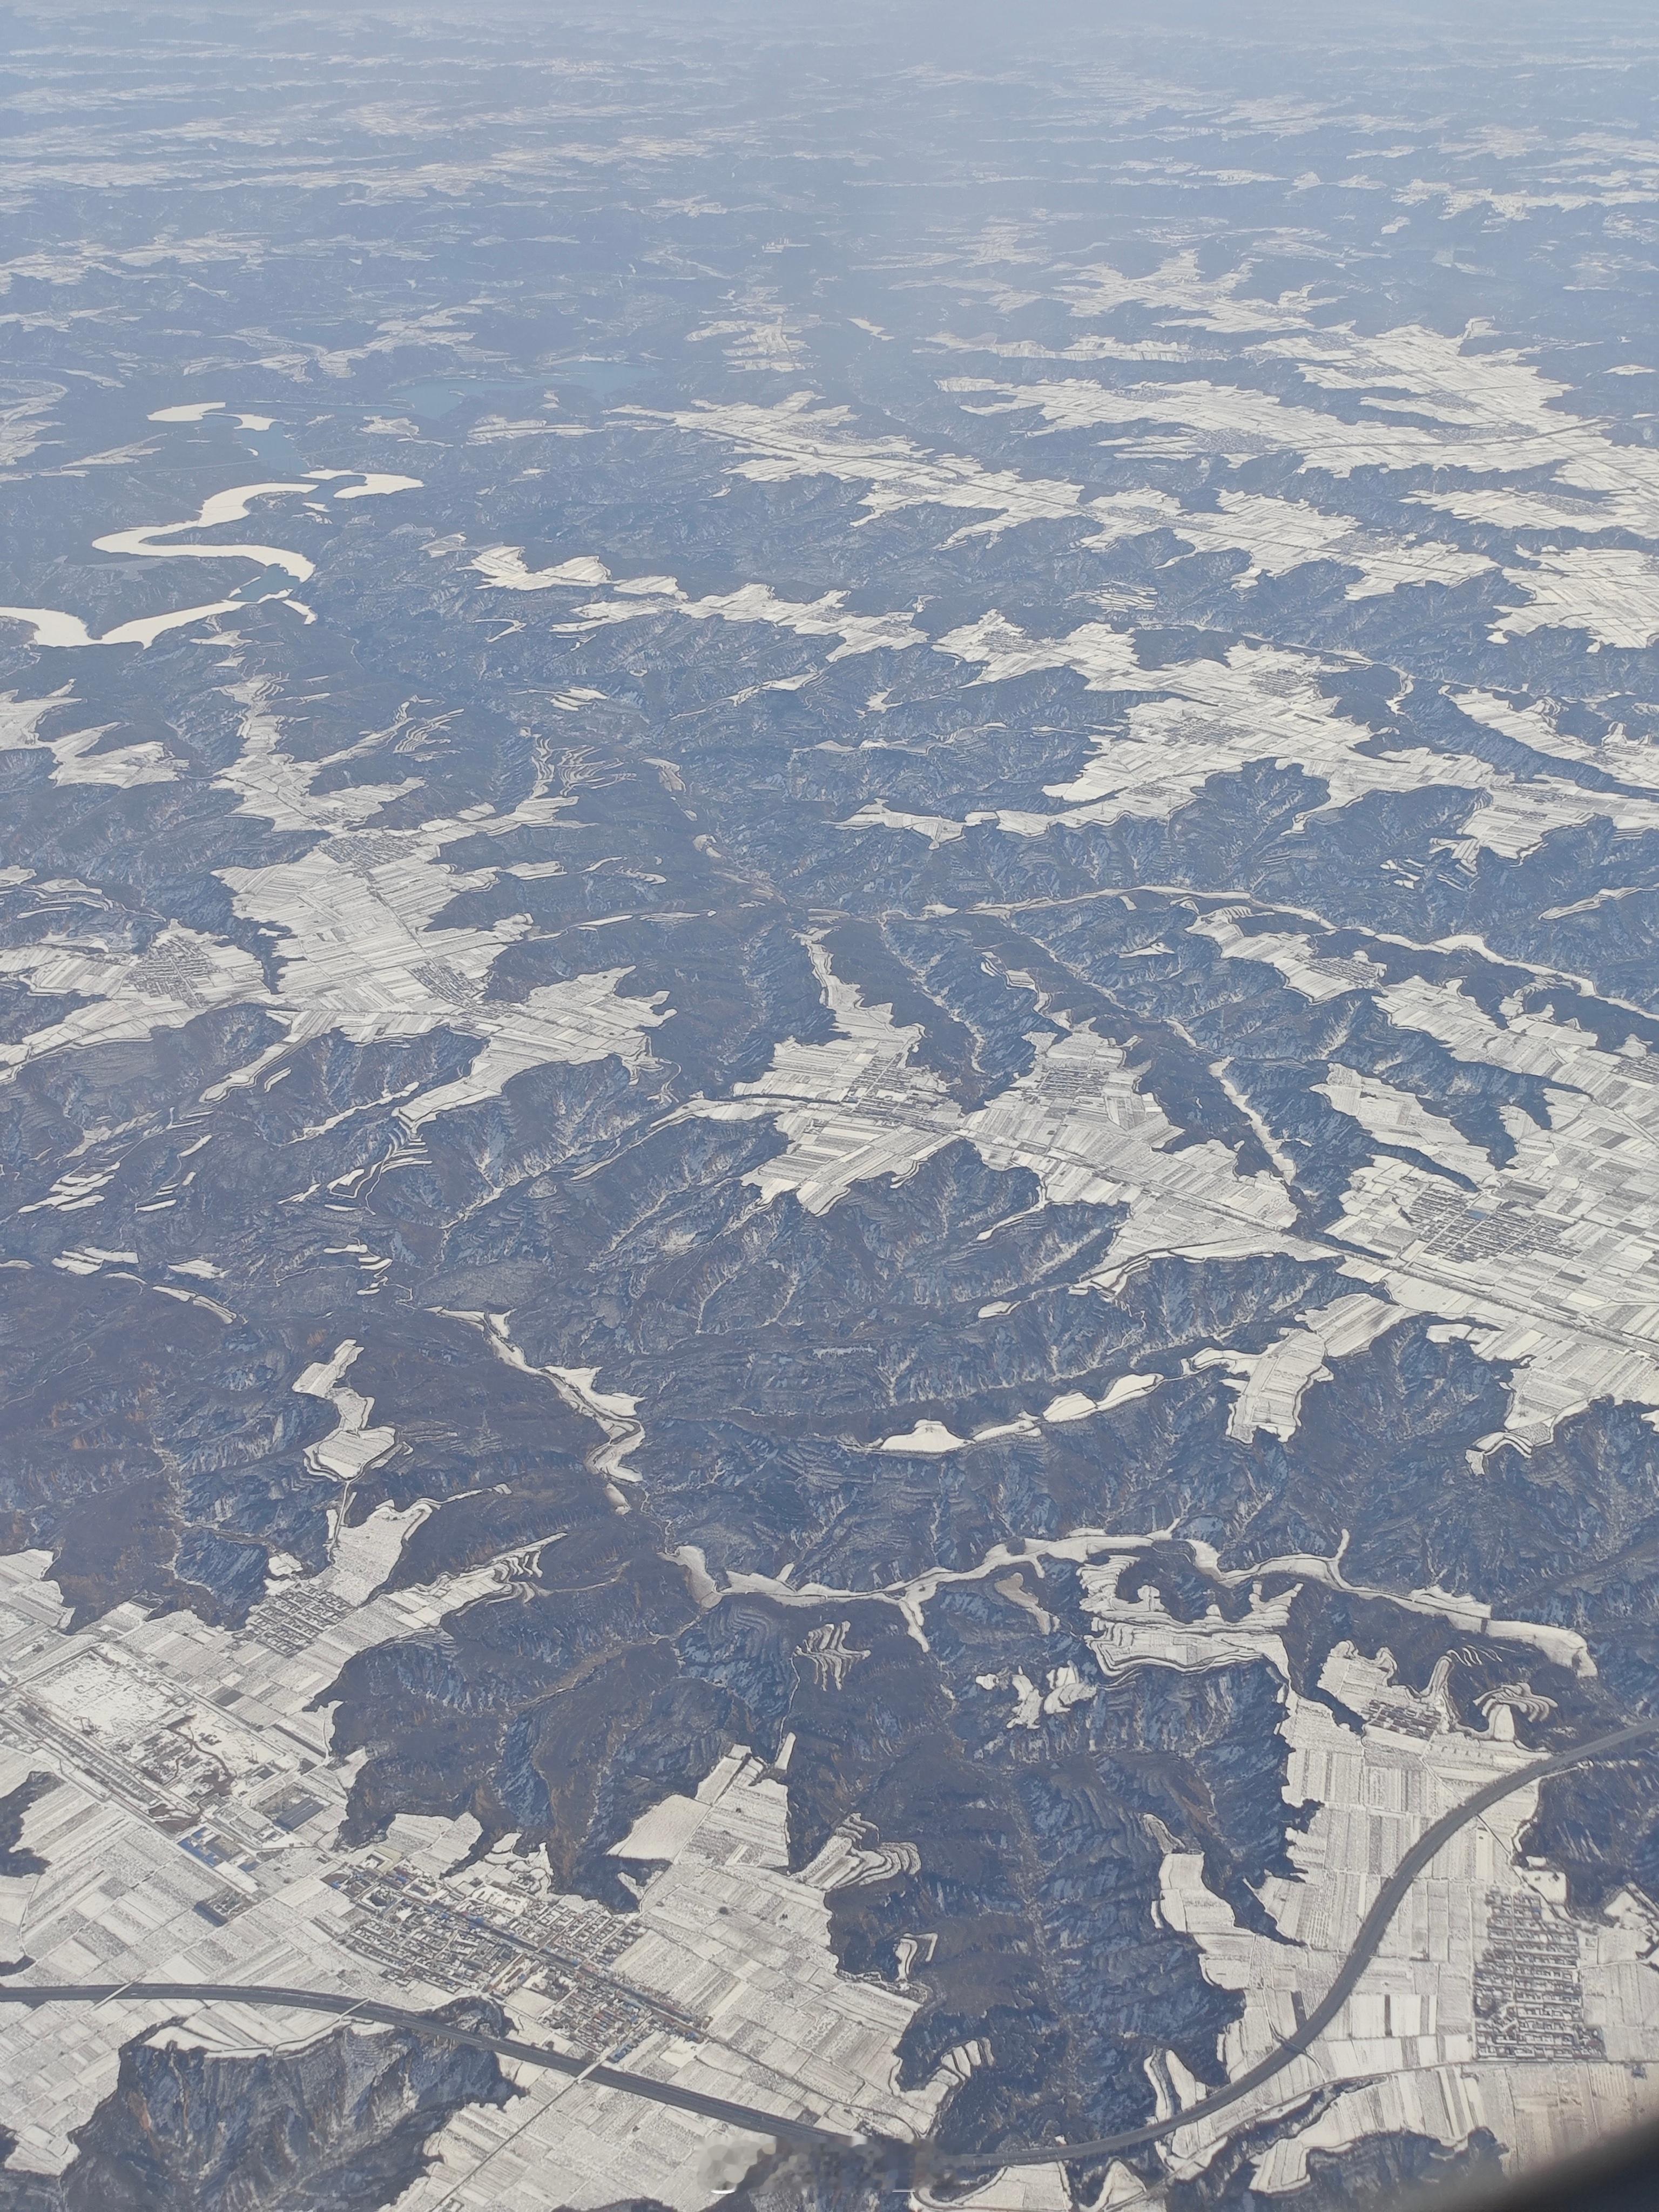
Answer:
[[0, 1548, 946, 2208], [1409, 1186, 1564, 1267], [324, 1858, 674, 2058], [1474, 1891, 1606, 2062], [1156, 1640, 1659, 2193]]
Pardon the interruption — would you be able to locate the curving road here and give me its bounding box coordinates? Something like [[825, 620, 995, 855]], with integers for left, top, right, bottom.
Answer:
[[933, 1716, 1659, 2174], [2, 1719, 1654, 2175]]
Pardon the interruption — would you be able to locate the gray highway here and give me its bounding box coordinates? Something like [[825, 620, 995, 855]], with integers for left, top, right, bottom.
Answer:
[[0, 1978, 858, 2153], [3, 1717, 1654, 2178], [936, 1715, 1659, 2174]]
